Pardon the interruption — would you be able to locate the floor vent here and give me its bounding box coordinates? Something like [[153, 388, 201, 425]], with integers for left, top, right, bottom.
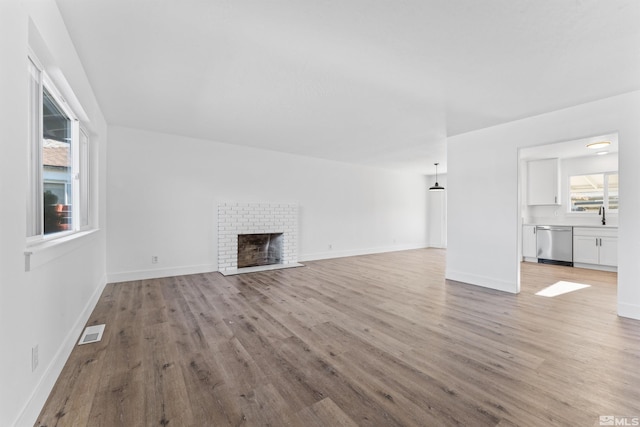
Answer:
[[78, 324, 105, 345]]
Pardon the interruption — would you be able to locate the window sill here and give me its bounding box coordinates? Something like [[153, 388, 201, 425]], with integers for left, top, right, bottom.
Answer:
[[24, 229, 100, 272]]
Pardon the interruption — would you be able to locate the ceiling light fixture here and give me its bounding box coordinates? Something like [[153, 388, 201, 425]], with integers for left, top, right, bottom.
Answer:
[[429, 162, 445, 192], [596, 151, 608, 156], [586, 141, 611, 150]]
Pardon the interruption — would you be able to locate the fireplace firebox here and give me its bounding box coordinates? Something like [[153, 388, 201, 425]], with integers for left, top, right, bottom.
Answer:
[[237, 233, 284, 268]]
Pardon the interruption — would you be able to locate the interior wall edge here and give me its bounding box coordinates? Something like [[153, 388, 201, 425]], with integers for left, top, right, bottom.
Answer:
[[617, 302, 640, 321], [13, 273, 107, 427]]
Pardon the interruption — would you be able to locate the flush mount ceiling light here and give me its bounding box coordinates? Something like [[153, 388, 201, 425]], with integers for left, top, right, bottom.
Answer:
[[596, 151, 609, 156], [429, 162, 445, 192], [586, 141, 611, 150]]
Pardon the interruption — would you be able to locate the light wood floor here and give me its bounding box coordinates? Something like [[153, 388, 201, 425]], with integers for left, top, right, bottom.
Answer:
[[36, 249, 640, 426]]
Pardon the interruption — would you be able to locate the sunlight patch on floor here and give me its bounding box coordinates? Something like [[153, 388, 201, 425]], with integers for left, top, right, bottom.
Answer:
[[535, 281, 591, 297]]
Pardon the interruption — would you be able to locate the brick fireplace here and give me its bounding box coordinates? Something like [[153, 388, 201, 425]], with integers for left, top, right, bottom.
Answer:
[[217, 203, 300, 274]]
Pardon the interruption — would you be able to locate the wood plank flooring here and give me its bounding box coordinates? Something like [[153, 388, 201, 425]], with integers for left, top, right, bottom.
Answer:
[[36, 249, 640, 426]]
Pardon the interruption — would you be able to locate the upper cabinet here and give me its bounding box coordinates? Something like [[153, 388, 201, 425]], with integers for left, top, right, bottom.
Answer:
[[527, 158, 560, 205]]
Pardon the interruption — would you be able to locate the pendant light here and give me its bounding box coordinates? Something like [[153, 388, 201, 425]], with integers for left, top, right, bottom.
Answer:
[[429, 162, 445, 192]]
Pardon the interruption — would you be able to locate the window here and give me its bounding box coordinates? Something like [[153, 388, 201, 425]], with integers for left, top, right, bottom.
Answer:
[[569, 172, 618, 213], [28, 56, 90, 240]]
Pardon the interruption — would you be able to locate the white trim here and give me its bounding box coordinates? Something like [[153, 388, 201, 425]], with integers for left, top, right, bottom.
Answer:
[[24, 229, 99, 272], [79, 128, 90, 229], [573, 262, 617, 272], [107, 263, 216, 283], [618, 302, 640, 320], [42, 73, 78, 121], [12, 274, 108, 427], [299, 243, 428, 262], [220, 262, 304, 276], [445, 270, 519, 294], [27, 48, 44, 71], [27, 55, 43, 238]]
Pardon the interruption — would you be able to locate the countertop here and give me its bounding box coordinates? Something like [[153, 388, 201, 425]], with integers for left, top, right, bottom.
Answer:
[[524, 223, 618, 229]]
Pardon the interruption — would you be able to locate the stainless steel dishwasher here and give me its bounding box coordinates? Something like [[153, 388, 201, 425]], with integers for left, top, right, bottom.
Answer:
[[536, 226, 573, 266]]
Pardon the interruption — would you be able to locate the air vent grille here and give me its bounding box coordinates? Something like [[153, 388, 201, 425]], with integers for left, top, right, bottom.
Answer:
[[78, 324, 105, 345]]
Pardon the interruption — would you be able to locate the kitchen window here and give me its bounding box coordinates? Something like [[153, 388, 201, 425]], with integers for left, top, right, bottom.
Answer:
[[27, 56, 91, 240], [569, 172, 618, 213]]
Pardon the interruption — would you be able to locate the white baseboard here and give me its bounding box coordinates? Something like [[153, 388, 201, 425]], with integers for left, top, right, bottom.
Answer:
[[13, 273, 108, 427], [299, 243, 428, 262], [107, 263, 216, 283], [445, 270, 519, 294], [573, 262, 617, 272], [618, 302, 640, 320]]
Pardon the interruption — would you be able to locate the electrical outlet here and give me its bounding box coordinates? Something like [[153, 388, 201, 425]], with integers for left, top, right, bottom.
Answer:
[[32, 345, 38, 372], [151, 255, 159, 264]]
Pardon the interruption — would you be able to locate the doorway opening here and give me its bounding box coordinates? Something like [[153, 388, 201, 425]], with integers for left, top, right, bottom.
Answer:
[[517, 133, 619, 295]]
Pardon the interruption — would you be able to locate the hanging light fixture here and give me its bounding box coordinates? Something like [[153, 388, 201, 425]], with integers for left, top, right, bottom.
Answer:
[[429, 162, 445, 192]]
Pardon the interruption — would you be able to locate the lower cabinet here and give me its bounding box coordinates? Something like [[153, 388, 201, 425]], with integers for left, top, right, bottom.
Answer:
[[573, 227, 617, 269], [573, 235, 599, 264], [522, 225, 537, 260], [598, 237, 618, 266]]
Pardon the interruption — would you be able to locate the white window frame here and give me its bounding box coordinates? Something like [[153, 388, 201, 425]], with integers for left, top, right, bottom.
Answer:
[[568, 171, 618, 214], [79, 128, 91, 229], [27, 56, 43, 238], [27, 54, 91, 244]]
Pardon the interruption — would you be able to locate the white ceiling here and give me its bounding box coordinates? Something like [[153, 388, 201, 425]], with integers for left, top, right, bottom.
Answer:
[[520, 132, 619, 161], [55, 0, 640, 174]]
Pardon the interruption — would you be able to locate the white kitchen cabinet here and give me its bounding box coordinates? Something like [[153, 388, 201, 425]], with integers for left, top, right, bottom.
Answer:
[[598, 237, 618, 266], [527, 158, 560, 205], [573, 227, 617, 269], [522, 225, 537, 260], [573, 235, 599, 264]]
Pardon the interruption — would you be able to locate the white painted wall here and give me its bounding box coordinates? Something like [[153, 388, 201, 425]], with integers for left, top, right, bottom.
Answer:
[[426, 174, 447, 248], [447, 91, 640, 320], [0, 1, 108, 426], [107, 126, 428, 282], [521, 153, 618, 226]]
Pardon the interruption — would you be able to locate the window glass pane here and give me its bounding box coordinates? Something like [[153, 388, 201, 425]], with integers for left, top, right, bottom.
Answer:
[[570, 174, 604, 213], [608, 173, 619, 211], [43, 88, 73, 234]]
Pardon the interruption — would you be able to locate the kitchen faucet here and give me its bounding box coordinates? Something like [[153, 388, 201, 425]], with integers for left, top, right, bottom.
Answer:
[[599, 206, 606, 225]]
